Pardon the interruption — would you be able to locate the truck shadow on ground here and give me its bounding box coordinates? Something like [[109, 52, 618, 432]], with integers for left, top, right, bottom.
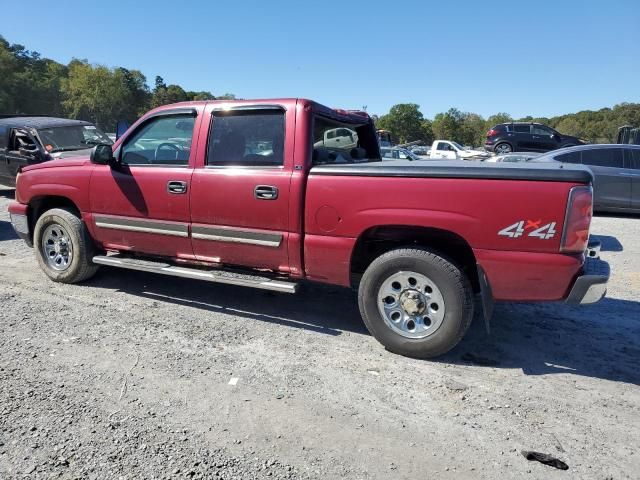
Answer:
[[443, 297, 640, 385], [88, 268, 367, 337], [0, 187, 15, 199], [591, 234, 623, 252], [88, 267, 640, 385], [0, 220, 18, 241]]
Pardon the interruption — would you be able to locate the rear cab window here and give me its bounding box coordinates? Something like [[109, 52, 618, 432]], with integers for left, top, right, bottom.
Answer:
[[312, 116, 379, 165]]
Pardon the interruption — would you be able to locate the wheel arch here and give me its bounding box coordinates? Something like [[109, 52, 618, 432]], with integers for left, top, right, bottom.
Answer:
[[350, 225, 480, 292], [28, 195, 82, 241]]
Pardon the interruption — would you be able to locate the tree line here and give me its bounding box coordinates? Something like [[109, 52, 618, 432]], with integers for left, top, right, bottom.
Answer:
[[0, 35, 235, 130], [2, 35, 639, 142], [375, 102, 640, 147]]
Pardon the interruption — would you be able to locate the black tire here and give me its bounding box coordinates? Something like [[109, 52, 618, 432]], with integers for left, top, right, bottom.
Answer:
[[34, 208, 99, 283], [358, 248, 474, 359], [494, 142, 512, 154]]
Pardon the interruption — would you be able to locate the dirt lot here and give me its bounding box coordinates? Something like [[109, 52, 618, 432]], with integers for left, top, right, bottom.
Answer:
[[0, 186, 638, 479]]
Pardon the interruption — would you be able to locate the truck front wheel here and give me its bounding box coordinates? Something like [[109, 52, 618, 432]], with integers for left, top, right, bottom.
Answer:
[[34, 208, 99, 283], [358, 248, 474, 359]]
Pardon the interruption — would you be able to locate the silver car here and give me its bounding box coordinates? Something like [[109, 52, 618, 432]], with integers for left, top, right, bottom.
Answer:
[[532, 144, 640, 213], [380, 147, 422, 161], [485, 152, 541, 163]]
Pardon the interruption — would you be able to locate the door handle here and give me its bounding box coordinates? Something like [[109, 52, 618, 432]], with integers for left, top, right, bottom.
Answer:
[[254, 185, 278, 200], [167, 180, 187, 194]]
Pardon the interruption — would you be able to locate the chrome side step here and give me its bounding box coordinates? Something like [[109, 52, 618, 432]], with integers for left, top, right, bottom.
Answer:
[[92, 255, 298, 294]]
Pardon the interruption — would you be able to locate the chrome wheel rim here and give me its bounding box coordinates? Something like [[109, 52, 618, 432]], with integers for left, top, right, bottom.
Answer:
[[41, 223, 73, 271], [496, 144, 511, 154], [377, 271, 446, 339]]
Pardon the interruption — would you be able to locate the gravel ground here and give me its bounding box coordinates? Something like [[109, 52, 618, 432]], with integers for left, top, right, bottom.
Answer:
[[0, 186, 638, 479]]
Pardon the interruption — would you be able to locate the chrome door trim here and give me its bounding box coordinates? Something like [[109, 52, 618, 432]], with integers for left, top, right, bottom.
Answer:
[[191, 225, 282, 247], [94, 215, 189, 238]]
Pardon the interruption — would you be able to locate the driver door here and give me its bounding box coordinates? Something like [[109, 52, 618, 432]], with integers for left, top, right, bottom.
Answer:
[[88, 108, 202, 259]]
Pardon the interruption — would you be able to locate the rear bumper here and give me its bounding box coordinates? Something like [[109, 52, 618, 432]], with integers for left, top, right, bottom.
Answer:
[[8, 201, 32, 247], [474, 239, 609, 303], [565, 241, 609, 304]]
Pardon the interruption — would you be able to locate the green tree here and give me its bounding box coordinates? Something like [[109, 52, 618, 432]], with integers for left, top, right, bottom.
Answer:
[[432, 108, 464, 142], [486, 112, 513, 127], [377, 103, 430, 144], [61, 60, 132, 129]]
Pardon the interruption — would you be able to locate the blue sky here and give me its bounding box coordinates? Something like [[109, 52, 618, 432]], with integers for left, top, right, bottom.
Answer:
[[2, 0, 639, 119]]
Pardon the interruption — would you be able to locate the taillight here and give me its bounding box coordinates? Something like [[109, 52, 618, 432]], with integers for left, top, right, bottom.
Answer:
[[487, 129, 498, 137], [560, 186, 593, 253]]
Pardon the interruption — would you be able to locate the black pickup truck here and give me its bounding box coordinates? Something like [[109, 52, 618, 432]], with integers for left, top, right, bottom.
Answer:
[[0, 116, 113, 186]]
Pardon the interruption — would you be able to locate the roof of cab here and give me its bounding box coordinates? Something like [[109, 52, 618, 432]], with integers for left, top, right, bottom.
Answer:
[[151, 98, 372, 124]]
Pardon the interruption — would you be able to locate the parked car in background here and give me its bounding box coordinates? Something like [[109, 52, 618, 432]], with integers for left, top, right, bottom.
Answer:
[[380, 147, 422, 161], [0, 116, 113, 186], [485, 122, 584, 154], [429, 140, 490, 160], [531, 144, 640, 213], [485, 152, 541, 163], [314, 126, 358, 150]]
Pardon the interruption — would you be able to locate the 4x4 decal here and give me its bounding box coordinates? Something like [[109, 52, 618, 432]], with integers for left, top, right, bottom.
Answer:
[[498, 220, 557, 239]]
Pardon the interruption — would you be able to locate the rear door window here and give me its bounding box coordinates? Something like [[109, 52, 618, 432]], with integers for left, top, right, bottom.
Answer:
[[513, 125, 531, 133], [207, 109, 285, 167], [581, 148, 623, 168]]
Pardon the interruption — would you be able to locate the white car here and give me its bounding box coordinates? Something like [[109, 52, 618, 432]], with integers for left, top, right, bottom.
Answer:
[[429, 140, 490, 160]]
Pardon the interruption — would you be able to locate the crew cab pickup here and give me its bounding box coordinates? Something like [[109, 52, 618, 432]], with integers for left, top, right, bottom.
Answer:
[[8, 99, 610, 359]]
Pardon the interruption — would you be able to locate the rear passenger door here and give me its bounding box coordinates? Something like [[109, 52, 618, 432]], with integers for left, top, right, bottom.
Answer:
[[626, 148, 640, 211], [189, 106, 293, 271], [581, 148, 631, 211]]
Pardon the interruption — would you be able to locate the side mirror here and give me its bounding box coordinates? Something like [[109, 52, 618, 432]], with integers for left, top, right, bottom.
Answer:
[[115, 120, 130, 140], [90, 144, 116, 166]]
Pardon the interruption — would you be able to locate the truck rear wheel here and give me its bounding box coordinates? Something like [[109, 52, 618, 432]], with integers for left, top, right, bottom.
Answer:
[[358, 248, 474, 359], [34, 208, 99, 283]]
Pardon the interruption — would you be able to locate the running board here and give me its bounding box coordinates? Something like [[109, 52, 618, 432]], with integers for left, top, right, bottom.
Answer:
[[92, 255, 298, 294]]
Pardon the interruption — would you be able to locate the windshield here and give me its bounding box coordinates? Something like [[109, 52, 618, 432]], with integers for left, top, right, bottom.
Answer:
[[451, 141, 465, 150], [312, 115, 380, 164], [37, 124, 113, 153]]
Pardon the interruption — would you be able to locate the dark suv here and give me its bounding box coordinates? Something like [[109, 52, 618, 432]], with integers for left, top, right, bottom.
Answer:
[[0, 116, 113, 186], [485, 122, 583, 154]]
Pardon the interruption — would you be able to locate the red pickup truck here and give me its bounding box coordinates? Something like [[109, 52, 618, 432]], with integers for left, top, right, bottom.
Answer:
[[8, 99, 609, 358]]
